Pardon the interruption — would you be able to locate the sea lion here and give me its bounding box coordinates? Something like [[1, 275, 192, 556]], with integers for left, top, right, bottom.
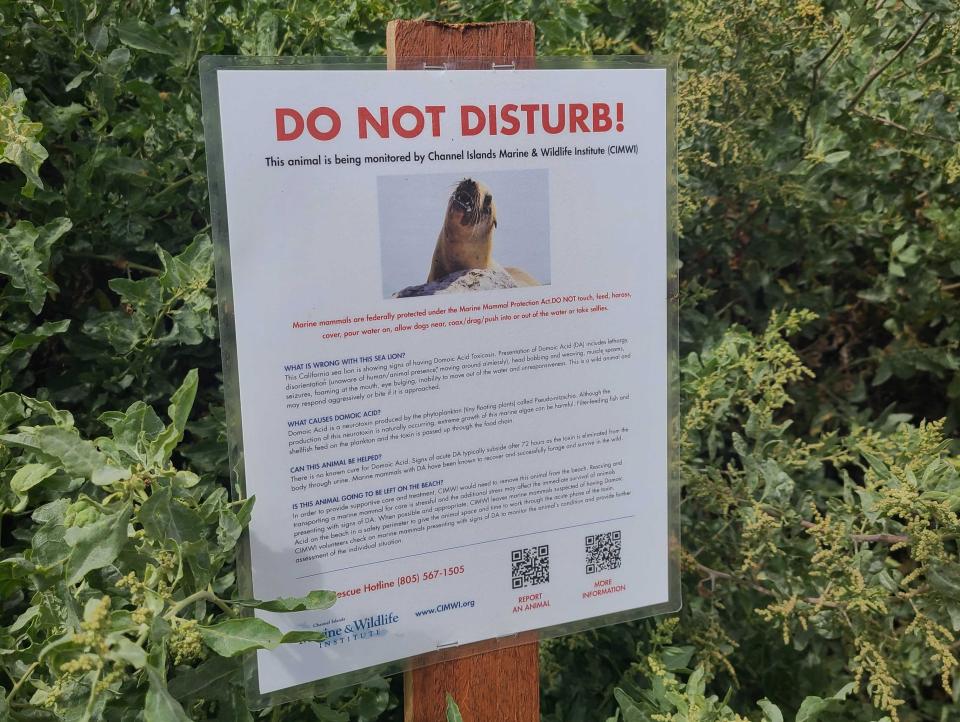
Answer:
[[427, 178, 540, 287]]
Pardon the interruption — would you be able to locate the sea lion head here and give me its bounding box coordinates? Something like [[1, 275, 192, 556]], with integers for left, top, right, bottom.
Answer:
[[425, 177, 540, 288], [448, 178, 497, 231], [428, 178, 499, 283]]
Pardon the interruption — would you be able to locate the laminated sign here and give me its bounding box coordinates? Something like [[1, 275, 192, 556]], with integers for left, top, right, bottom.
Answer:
[[200, 56, 679, 704]]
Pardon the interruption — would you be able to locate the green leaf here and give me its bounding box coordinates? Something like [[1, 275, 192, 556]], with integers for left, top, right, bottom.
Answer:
[[64, 503, 131, 584], [91, 239, 215, 354], [0, 320, 71, 370], [9, 604, 40, 633], [145, 666, 192, 722], [795, 697, 829, 722], [255, 12, 279, 56], [197, 617, 283, 657], [107, 636, 148, 669], [822, 150, 850, 164], [175, 469, 200, 488], [234, 590, 337, 613], [608, 0, 629, 18], [795, 683, 854, 722], [99, 400, 165, 466], [37, 631, 77, 661], [686, 666, 706, 697], [860, 451, 892, 480], [445, 693, 463, 722], [22, 396, 74, 427], [1, 426, 129, 485], [660, 645, 695, 671], [158, 236, 215, 298], [946, 603, 960, 632], [155, 369, 199, 462], [0, 219, 70, 313], [31, 499, 70, 568], [117, 19, 178, 56], [758, 699, 784, 722], [86, 24, 109, 53], [216, 507, 243, 549], [10, 463, 56, 494], [0, 393, 25, 432], [927, 562, 960, 601], [139, 486, 204, 544], [100, 47, 131, 76], [167, 655, 240, 702], [309, 702, 349, 722], [109, 276, 163, 315], [65, 70, 93, 91], [891, 233, 909, 254], [614, 688, 648, 722], [0, 79, 48, 193]]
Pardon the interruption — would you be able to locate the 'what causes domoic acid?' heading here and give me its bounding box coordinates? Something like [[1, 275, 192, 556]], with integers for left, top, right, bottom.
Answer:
[[274, 102, 626, 142]]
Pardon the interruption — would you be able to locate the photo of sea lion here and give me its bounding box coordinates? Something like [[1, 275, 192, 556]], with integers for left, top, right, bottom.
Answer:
[[427, 178, 541, 287], [378, 169, 550, 298]]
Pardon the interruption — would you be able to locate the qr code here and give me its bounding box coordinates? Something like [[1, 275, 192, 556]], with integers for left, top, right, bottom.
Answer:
[[586, 531, 622, 574], [511, 545, 549, 589]]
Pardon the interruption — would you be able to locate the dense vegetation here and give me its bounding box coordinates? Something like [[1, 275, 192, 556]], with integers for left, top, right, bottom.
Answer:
[[1, 1, 958, 720]]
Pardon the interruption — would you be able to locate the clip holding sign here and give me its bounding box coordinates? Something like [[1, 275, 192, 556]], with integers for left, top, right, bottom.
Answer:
[[199, 54, 679, 708], [421, 60, 518, 70]]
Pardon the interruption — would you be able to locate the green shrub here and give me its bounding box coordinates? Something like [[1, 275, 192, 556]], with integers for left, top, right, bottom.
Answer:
[[1, 1, 959, 721]]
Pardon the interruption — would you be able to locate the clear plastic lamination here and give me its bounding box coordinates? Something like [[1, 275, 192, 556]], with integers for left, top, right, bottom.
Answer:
[[199, 54, 679, 709]]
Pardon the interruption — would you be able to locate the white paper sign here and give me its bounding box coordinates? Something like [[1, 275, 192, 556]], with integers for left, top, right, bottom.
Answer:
[[204, 62, 675, 697]]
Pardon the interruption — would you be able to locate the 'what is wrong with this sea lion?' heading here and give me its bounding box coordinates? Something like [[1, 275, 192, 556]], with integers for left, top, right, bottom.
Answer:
[[273, 102, 626, 142]]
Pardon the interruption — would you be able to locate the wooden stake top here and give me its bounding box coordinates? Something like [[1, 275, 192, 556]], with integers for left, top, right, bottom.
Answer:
[[386, 20, 535, 69]]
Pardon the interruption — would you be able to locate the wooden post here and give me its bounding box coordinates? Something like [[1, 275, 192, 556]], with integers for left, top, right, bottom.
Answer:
[[386, 19, 540, 722], [386, 20, 535, 70]]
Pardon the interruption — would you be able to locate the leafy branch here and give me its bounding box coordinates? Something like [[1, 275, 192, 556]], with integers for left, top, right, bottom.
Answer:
[[845, 11, 936, 112]]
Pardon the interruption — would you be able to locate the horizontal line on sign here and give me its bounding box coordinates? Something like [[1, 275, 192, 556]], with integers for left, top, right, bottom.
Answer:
[[294, 515, 634, 579]]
